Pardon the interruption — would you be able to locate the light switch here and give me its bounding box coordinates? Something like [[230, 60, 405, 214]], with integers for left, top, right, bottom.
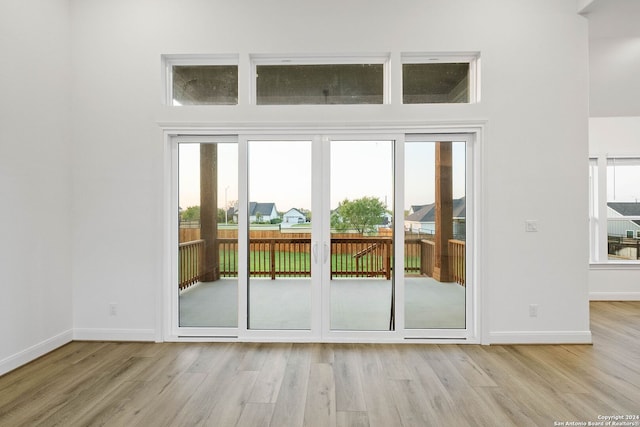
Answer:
[[525, 220, 538, 232]]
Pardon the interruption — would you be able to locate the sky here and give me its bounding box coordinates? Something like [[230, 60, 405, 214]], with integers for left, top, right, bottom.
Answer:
[[178, 140, 466, 214], [607, 161, 640, 202]]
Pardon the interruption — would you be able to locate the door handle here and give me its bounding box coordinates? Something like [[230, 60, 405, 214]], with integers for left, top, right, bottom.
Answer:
[[313, 242, 319, 263], [323, 243, 329, 264]]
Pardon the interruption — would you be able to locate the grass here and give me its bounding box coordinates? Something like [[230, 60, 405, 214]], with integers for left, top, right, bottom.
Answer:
[[179, 248, 420, 279], [221, 250, 382, 275]]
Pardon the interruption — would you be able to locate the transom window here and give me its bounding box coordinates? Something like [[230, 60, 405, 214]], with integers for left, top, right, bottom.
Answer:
[[255, 64, 384, 105], [164, 55, 239, 106], [163, 53, 481, 106], [251, 54, 390, 105], [401, 53, 479, 104]]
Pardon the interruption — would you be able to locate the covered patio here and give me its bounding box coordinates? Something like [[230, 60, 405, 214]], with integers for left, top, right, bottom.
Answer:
[[178, 140, 467, 333], [179, 276, 466, 330]]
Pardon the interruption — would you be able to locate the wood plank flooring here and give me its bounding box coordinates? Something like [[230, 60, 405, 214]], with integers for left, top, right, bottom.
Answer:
[[1, 301, 639, 426]]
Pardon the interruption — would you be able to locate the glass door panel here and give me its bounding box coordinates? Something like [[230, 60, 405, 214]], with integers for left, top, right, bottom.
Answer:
[[178, 142, 238, 327], [329, 140, 394, 331], [248, 140, 313, 330], [404, 140, 466, 329]]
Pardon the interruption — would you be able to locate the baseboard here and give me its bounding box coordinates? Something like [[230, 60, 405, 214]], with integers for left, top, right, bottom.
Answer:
[[589, 292, 640, 301], [0, 329, 73, 376], [489, 330, 593, 345], [73, 328, 157, 342]]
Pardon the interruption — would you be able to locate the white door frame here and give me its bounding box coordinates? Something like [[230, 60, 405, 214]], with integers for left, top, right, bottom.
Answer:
[[161, 123, 485, 344], [239, 134, 323, 341], [319, 134, 404, 342]]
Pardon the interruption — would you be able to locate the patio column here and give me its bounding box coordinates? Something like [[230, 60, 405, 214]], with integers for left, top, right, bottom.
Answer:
[[433, 141, 453, 283], [200, 144, 220, 282]]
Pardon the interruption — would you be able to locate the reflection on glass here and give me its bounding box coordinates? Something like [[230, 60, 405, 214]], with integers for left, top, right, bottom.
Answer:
[[330, 140, 394, 331], [173, 65, 238, 105], [404, 141, 466, 329], [403, 63, 469, 104], [248, 141, 312, 330], [178, 143, 238, 327], [256, 64, 383, 105]]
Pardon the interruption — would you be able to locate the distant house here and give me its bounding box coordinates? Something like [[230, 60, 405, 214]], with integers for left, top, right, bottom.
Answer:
[[282, 208, 306, 224], [408, 205, 428, 216], [405, 196, 466, 237], [378, 212, 392, 229], [232, 202, 279, 223], [226, 207, 235, 223], [607, 202, 640, 238]]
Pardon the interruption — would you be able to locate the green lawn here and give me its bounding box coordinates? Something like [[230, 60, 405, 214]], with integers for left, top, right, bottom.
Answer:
[[180, 248, 409, 279]]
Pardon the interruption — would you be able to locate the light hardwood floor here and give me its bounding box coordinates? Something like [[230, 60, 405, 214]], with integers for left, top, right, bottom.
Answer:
[[1, 302, 639, 426]]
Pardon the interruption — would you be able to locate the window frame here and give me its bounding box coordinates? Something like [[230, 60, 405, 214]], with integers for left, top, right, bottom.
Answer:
[[400, 52, 480, 104], [249, 53, 391, 105], [162, 54, 240, 106], [589, 155, 640, 264]]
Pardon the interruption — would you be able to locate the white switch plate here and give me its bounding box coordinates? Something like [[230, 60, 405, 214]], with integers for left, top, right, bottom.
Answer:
[[525, 220, 538, 232]]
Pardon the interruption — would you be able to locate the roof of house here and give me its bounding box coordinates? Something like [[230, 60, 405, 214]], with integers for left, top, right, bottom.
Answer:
[[405, 196, 466, 222], [410, 204, 428, 214], [608, 202, 640, 226], [248, 202, 277, 216], [283, 208, 305, 216]]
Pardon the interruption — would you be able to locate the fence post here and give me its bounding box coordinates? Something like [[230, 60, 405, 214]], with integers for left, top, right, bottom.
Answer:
[[270, 239, 276, 280], [385, 240, 391, 280]]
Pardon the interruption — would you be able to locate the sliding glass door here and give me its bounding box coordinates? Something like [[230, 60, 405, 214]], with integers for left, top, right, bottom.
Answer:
[[171, 132, 474, 341], [403, 135, 471, 338], [328, 140, 395, 332], [177, 140, 238, 329], [247, 140, 314, 330]]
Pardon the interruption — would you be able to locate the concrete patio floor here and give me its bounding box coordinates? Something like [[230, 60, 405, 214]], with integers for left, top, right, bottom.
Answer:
[[179, 277, 466, 331]]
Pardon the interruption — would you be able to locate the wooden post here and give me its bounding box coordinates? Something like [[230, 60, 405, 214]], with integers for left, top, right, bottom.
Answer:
[[433, 142, 453, 282], [200, 144, 219, 282], [270, 240, 276, 280], [385, 240, 391, 280]]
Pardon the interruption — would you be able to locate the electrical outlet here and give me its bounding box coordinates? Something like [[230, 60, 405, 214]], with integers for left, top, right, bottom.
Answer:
[[109, 303, 117, 316], [529, 304, 538, 317]]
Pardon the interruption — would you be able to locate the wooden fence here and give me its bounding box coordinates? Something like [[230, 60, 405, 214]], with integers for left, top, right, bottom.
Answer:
[[331, 238, 392, 279], [178, 240, 205, 290], [179, 227, 383, 243], [178, 236, 465, 290], [422, 240, 436, 277], [449, 239, 466, 286]]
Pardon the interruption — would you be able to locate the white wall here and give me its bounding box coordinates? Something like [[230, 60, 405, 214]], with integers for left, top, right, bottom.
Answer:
[[590, 117, 640, 155], [590, 37, 640, 117], [589, 117, 640, 299], [587, 0, 640, 117], [68, 0, 591, 343], [0, 0, 73, 375]]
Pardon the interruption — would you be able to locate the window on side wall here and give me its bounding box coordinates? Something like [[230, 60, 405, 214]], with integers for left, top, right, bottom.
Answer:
[[590, 157, 640, 263]]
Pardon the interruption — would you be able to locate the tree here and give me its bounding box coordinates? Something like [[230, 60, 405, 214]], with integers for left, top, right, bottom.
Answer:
[[181, 205, 200, 222], [331, 197, 388, 234], [217, 208, 226, 223], [299, 208, 312, 222]]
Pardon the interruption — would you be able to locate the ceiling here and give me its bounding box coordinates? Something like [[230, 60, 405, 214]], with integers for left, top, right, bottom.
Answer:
[[581, 0, 640, 39]]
